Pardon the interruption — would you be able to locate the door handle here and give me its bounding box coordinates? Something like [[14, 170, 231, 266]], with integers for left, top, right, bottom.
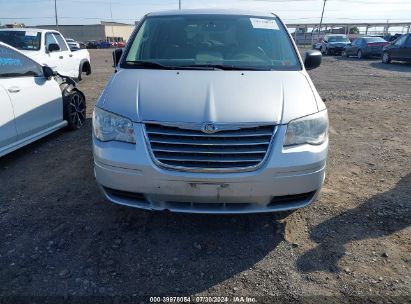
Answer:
[[69, 54, 73, 57], [8, 87, 21, 93], [59, 56, 64, 59]]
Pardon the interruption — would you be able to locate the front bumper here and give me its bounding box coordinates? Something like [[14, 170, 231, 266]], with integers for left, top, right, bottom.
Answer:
[[328, 47, 345, 54], [93, 124, 328, 214]]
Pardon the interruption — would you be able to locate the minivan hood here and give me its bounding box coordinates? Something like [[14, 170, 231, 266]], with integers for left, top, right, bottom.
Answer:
[[99, 69, 319, 124]]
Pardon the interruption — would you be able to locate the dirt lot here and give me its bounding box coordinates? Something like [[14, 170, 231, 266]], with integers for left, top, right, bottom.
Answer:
[[0, 50, 410, 302]]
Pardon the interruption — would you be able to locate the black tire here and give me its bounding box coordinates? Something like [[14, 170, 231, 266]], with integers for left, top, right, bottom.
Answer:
[[357, 49, 363, 59], [382, 52, 391, 64], [342, 50, 348, 58], [63, 90, 86, 130], [77, 65, 82, 81]]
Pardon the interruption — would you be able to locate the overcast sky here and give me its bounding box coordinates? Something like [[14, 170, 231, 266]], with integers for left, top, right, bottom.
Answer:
[[1, 0, 410, 26]]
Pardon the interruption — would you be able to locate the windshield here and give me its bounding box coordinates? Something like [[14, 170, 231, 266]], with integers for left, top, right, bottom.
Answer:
[[0, 30, 41, 51], [327, 36, 349, 43], [123, 15, 300, 70]]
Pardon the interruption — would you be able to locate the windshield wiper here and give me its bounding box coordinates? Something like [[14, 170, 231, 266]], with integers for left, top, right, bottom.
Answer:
[[124, 61, 273, 71], [124, 61, 219, 70], [124, 60, 174, 70], [184, 64, 273, 71]]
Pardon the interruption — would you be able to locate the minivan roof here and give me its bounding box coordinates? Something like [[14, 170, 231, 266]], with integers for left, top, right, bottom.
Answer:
[[147, 9, 277, 18]]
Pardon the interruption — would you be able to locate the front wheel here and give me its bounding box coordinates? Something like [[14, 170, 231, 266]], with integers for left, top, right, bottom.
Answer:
[[342, 50, 348, 58], [64, 90, 86, 130], [382, 52, 391, 64], [357, 50, 363, 59]]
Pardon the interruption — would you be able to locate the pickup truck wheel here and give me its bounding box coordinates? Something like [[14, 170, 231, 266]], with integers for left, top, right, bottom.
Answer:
[[64, 90, 86, 130]]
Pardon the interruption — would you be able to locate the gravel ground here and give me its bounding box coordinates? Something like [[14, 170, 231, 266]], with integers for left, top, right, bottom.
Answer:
[[0, 50, 410, 302]]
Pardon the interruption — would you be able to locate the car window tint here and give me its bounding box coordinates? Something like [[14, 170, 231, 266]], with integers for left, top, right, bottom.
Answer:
[[53, 33, 68, 51], [0, 44, 43, 78], [0, 31, 41, 51]]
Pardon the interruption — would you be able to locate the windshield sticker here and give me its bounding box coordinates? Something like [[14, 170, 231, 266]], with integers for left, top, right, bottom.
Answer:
[[25, 31, 38, 37], [250, 18, 279, 30]]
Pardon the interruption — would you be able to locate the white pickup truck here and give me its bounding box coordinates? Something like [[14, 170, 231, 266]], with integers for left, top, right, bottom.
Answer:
[[0, 28, 91, 80]]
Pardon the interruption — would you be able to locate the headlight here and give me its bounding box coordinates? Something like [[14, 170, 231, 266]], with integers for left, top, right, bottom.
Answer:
[[93, 107, 135, 143], [284, 110, 328, 147]]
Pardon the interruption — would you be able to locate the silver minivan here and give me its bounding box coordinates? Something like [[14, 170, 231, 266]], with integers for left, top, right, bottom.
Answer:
[[93, 9, 328, 214]]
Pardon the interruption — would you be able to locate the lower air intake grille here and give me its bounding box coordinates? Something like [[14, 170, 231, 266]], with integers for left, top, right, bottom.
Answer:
[[145, 123, 276, 171]]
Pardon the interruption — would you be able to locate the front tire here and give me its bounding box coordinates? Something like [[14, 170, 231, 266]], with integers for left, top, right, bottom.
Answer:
[[342, 50, 348, 58], [64, 90, 86, 130], [77, 66, 82, 81], [382, 52, 391, 64], [357, 50, 363, 59]]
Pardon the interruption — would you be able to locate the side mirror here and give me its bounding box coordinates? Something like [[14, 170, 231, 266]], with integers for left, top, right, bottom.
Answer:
[[112, 48, 123, 67], [43, 66, 56, 78], [48, 43, 60, 52], [304, 50, 322, 70]]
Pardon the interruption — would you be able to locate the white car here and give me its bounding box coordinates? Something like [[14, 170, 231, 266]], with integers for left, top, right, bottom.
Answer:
[[65, 38, 81, 50], [93, 9, 327, 214], [0, 42, 86, 157], [0, 28, 91, 80]]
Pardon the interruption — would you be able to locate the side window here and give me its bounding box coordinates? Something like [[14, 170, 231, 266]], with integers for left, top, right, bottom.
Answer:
[[0, 45, 43, 78], [45, 32, 58, 50], [405, 36, 411, 48], [394, 35, 406, 46], [53, 33, 69, 51]]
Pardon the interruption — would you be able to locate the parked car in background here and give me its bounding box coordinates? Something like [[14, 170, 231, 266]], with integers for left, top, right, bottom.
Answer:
[[86, 40, 111, 49], [86, 40, 99, 49], [313, 41, 322, 50], [0, 28, 91, 80], [65, 38, 80, 49], [0, 42, 86, 157], [342, 37, 389, 59], [384, 33, 402, 42], [111, 41, 126, 48], [382, 33, 411, 63], [99, 41, 111, 49], [93, 10, 328, 214], [320, 34, 350, 56]]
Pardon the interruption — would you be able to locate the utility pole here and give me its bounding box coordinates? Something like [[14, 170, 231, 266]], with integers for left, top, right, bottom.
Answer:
[[179, 0, 181, 10], [318, 0, 327, 40], [109, 0, 114, 41], [54, 0, 59, 31]]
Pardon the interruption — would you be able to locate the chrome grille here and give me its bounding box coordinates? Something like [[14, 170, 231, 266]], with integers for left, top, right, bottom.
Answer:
[[145, 123, 276, 171]]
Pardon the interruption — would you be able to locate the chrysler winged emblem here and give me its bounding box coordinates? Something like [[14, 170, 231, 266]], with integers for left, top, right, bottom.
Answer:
[[202, 122, 218, 134]]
